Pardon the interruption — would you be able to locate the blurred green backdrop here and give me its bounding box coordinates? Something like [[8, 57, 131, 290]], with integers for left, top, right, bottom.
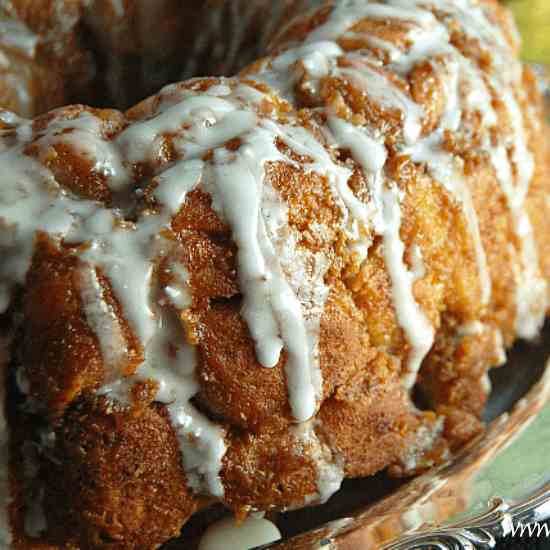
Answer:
[[504, 0, 550, 64]]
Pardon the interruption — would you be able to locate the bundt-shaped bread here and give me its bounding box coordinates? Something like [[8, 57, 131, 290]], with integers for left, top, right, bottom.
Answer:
[[1, 0, 550, 548]]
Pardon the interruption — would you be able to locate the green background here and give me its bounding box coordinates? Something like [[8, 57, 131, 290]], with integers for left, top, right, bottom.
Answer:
[[505, 0, 550, 65]]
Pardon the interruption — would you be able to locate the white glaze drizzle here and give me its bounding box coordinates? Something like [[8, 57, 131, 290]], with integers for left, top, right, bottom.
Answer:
[[293, 421, 344, 506], [338, 57, 424, 145], [139, 86, 334, 423], [255, 0, 508, 383], [457, 320, 484, 338], [76, 264, 129, 382], [33, 111, 130, 193], [406, 134, 492, 306], [398, 415, 445, 473], [488, 84, 547, 338], [0, 135, 101, 314], [0, 81, 341, 501], [305, 0, 437, 44], [110, 0, 125, 18], [409, 244, 426, 281], [198, 515, 281, 550], [0, 0, 546, 534], [265, 0, 546, 342], [163, 262, 192, 311], [327, 116, 434, 385], [0, 16, 38, 59], [400, 0, 544, 324], [0, 111, 229, 496], [493, 329, 507, 367]]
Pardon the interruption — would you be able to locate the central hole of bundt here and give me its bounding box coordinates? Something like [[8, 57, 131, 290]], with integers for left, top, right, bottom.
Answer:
[[78, 3, 273, 113]]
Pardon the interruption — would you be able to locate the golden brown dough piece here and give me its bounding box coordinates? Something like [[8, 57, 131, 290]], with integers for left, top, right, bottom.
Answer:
[[0, 0, 549, 549]]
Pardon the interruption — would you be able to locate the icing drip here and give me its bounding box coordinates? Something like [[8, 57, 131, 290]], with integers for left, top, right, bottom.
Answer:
[[306, 0, 437, 43], [129, 305, 227, 497], [267, 0, 546, 344], [34, 111, 130, 193], [121, 85, 335, 423], [293, 421, 344, 505], [403, 51, 492, 306], [409, 244, 426, 281], [398, 415, 445, 473], [0, 144, 101, 314], [259, 0, 518, 383], [163, 262, 192, 310], [328, 117, 434, 386], [212, 151, 319, 420], [0, 0, 546, 532], [0, 16, 38, 59], [76, 265, 129, 382], [380, 186, 434, 387], [406, 134, 491, 307], [338, 58, 424, 145], [205, 120, 340, 422], [110, 0, 125, 18], [1, 82, 341, 498], [198, 515, 281, 550], [0, 111, 230, 496], [406, 0, 546, 326], [489, 86, 546, 338]]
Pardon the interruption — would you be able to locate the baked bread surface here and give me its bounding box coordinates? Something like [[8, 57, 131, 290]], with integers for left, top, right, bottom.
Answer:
[[0, 0, 549, 548]]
